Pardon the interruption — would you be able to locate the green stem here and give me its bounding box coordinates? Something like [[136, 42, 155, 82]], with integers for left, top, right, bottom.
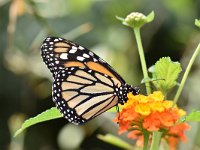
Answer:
[[134, 28, 151, 95], [150, 131, 162, 150], [143, 130, 150, 150], [173, 42, 200, 105]]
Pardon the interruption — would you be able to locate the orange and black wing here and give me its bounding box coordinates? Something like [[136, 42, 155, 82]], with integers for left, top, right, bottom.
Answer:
[[53, 67, 122, 124], [41, 37, 125, 83], [41, 37, 140, 125]]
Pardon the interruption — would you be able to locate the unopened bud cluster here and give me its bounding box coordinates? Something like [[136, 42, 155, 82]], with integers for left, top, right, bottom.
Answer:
[[124, 12, 147, 28]]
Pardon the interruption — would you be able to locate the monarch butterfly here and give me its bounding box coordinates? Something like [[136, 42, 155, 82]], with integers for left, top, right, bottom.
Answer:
[[41, 37, 140, 125]]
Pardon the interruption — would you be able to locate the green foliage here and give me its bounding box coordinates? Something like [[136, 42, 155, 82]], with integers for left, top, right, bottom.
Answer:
[[14, 106, 120, 137], [14, 107, 62, 137], [195, 19, 200, 28], [97, 134, 133, 150], [179, 110, 200, 123], [145, 11, 155, 23], [150, 57, 182, 95]]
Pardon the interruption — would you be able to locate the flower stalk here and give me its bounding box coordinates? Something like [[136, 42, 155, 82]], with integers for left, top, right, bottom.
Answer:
[[143, 130, 150, 150], [150, 131, 162, 150], [173, 42, 200, 105], [134, 27, 151, 95], [117, 11, 154, 95]]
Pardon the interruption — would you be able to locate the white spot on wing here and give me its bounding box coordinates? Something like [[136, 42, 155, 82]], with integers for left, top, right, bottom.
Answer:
[[83, 53, 90, 58], [99, 58, 105, 63], [69, 49, 77, 53], [93, 58, 97, 62], [60, 53, 68, 59], [78, 46, 84, 50], [77, 56, 85, 61], [72, 46, 78, 50], [89, 52, 94, 56]]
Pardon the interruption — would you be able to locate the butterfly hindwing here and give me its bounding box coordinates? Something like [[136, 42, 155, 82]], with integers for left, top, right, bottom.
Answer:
[[41, 37, 125, 83], [52, 67, 121, 124]]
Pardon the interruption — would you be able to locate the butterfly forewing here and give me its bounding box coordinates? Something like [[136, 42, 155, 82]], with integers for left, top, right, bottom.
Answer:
[[41, 37, 125, 83], [53, 67, 120, 124]]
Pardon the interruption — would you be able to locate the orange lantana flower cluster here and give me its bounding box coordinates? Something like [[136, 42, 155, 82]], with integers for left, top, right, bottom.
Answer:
[[115, 91, 190, 149]]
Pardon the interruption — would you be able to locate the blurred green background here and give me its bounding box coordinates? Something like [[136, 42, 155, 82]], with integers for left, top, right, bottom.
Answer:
[[1, 0, 200, 149]]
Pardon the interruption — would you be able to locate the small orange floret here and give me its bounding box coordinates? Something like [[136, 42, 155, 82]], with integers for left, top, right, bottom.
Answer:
[[166, 123, 190, 150], [143, 113, 161, 131]]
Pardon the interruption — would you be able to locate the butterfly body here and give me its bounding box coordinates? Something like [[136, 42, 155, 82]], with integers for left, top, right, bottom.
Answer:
[[41, 37, 139, 125]]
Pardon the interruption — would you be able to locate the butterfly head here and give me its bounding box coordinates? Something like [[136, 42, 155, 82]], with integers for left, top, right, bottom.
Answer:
[[129, 85, 140, 95], [117, 84, 140, 105]]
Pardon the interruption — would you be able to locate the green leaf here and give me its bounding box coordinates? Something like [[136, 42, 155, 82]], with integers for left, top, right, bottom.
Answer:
[[148, 65, 155, 73], [195, 19, 200, 28], [14, 107, 62, 137], [179, 110, 200, 123], [152, 57, 182, 94], [116, 16, 125, 22], [146, 11, 155, 23], [116, 16, 129, 26], [97, 134, 133, 150]]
